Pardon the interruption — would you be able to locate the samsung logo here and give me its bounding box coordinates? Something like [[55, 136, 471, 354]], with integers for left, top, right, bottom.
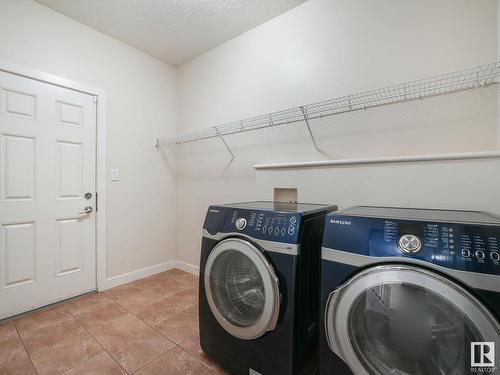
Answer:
[[331, 219, 351, 226], [209, 209, 220, 214]]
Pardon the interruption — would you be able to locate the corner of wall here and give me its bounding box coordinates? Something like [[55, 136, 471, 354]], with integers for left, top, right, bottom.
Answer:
[[497, 0, 500, 147]]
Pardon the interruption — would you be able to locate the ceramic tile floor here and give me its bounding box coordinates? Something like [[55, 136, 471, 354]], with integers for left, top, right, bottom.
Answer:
[[0, 269, 229, 375]]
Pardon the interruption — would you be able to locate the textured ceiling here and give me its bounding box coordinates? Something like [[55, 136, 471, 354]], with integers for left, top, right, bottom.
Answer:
[[35, 0, 307, 66]]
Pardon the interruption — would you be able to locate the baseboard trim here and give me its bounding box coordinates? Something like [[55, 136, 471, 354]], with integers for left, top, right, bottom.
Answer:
[[174, 260, 200, 276], [1, 260, 199, 319], [100, 260, 200, 291], [100, 260, 178, 291]]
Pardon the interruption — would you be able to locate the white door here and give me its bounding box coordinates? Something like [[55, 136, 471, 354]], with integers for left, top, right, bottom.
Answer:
[[0, 70, 97, 319]]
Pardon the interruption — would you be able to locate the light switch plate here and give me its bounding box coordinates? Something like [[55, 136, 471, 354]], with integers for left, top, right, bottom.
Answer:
[[111, 168, 120, 181]]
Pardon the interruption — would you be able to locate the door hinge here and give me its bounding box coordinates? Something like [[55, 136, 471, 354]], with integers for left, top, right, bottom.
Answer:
[[95, 192, 98, 212], [93, 96, 98, 104]]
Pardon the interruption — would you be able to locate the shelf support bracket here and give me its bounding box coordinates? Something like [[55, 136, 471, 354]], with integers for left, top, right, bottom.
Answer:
[[155, 138, 165, 148], [300, 106, 320, 152], [214, 127, 235, 161]]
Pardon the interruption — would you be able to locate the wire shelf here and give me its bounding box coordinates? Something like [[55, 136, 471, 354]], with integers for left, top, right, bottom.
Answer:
[[156, 61, 500, 151]]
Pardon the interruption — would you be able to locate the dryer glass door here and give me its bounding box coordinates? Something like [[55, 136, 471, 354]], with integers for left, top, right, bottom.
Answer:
[[325, 265, 500, 375], [204, 238, 280, 340]]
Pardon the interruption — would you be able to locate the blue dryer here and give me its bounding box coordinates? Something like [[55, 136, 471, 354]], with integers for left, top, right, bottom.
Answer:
[[320, 207, 500, 375], [199, 201, 336, 375]]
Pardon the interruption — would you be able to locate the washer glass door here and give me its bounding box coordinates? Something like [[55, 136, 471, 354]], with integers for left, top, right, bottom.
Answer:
[[205, 238, 280, 340], [325, 265, 500, 375]]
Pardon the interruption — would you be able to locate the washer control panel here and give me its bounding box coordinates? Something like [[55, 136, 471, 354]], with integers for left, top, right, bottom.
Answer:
[[324, 212, 500, 276], [385, 220, 500, 272], [225, 209, 300, 243]]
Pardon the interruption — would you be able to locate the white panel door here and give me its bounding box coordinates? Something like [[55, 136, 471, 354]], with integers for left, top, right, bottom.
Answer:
[[0, 71, 96, 319]]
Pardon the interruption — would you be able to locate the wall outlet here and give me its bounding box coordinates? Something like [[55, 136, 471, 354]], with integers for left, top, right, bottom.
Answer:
[[111, 168, 120, 181]]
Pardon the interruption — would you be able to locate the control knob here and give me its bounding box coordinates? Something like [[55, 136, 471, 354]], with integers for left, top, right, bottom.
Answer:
[[235, 218, 247, 231], [398, 234, 422, 254], [475, 250, 485, 260]]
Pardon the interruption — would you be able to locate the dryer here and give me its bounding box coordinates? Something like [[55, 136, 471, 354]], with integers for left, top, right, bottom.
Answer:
[[320, 206, 500, 375], [199, 201, 336, 375]]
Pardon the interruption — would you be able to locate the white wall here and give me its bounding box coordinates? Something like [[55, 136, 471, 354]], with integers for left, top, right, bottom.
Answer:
[[256, 158, 500, 215], [0, 0, 177, 280], [176, 0, 499, 267], [1, 0, 497, 275]]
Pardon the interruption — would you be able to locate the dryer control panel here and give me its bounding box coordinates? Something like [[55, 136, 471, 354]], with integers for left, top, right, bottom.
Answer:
[[323, 211, 500, 276], [204, 206, 301, 244]]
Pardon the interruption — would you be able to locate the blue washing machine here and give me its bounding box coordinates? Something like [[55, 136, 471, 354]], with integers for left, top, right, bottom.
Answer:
[[199, 201, 336, 375], [320, 206, 500, 375]]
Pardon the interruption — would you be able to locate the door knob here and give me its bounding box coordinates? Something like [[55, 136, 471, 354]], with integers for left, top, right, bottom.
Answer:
[[78, 206, 93, 214]]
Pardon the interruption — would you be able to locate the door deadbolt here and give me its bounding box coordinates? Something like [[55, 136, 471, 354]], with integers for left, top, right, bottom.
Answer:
[[85, 192, 92, 200]]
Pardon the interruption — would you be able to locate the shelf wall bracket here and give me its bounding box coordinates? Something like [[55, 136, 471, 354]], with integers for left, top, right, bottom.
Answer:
[[300, 106, 320, 153], [214, 126, 235, 161]]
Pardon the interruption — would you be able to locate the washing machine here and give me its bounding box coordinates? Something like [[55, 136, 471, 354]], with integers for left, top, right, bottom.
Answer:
[[320, 206, 500, 375], [199, 201, 337, 375]]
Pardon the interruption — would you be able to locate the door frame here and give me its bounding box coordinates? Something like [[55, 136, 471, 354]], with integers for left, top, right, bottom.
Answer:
[[0, 59, 107, 292]]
